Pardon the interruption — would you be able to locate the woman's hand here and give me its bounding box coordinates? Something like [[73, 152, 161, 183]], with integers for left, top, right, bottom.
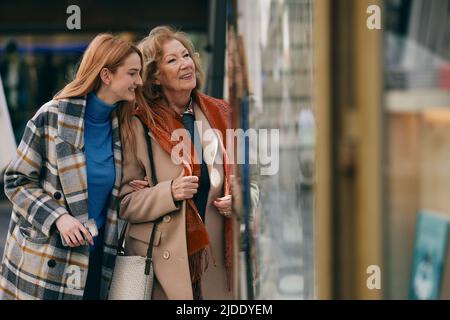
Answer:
[[129, 178, 150, 191], [214, 195, 233, 218], [171, 176, 199, 201], [55, 214, 94, 247]]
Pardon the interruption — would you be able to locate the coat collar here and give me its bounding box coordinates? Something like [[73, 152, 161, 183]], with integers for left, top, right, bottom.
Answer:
[[57, 97, 87, 149], [57, 96, 121, 149]]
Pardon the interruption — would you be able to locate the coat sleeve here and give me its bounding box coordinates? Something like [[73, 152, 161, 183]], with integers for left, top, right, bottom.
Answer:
[[119, 117, 180, 223], [4, 117, 69, 237]]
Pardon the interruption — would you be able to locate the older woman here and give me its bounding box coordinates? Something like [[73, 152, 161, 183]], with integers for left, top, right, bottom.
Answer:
[[119, 26, 236, 300]]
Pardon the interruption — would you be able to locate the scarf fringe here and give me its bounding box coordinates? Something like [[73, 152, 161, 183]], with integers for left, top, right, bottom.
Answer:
[[189, 248, 211, 300]]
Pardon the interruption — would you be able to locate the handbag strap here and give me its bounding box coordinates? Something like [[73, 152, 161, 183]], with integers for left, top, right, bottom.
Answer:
[[142, 118, 158, 187], [140, 119, 161, 275], [118, 118, 162, 276]]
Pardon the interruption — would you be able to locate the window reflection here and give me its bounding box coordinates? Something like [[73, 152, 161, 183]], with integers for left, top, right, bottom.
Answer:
[[236, 0, 315, 299]]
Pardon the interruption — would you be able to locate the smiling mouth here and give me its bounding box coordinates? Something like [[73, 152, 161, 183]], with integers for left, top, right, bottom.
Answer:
[[180, 73, 193, 80]]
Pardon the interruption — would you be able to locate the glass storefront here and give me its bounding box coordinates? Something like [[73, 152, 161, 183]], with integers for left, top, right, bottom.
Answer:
[[233, 0, 315, 299]]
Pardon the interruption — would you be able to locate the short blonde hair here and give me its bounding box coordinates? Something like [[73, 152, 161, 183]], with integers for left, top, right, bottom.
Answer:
[[138, 25, 205, 102]]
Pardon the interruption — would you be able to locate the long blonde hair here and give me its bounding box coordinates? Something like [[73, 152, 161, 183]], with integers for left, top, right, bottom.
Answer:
[[119, 26, 205, 149], [54, 33, 142, 100]]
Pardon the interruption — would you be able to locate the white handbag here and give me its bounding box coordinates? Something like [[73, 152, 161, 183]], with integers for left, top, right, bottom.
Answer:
[[108, 222, 158, 300], [108, 117, 160, 300]]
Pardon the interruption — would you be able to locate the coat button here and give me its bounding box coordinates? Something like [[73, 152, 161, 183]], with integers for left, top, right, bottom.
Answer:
[[53, 192, 62, 200], [163, 251, 170, 260], [163, 215, 171, 223], [47, 259, 56, 268]]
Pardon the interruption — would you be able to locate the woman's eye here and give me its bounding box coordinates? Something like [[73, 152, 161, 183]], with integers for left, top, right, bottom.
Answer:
[[168, 59, 176, 63], [184, 53, 190, 58]]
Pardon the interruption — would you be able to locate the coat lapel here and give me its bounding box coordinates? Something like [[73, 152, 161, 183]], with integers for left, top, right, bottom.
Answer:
[[194, 92, 231, 196], [111, 111, 122, 195], [100, 110, 121, 297], [194, 105, 218, 183], [55, 97, 89, 220], [57, 97, 86, 149]]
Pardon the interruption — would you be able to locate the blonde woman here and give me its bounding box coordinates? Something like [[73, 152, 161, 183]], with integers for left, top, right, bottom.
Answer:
[[0, 34, 143, 300]]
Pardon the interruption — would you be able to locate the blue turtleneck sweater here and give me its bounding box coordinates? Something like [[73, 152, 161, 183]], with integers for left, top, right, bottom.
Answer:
[[84, 93, 117, 241]]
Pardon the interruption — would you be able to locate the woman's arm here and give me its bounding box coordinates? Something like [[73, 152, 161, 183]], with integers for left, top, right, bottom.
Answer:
[[4, 116, 69, 237], [119, 118, 180, 223]]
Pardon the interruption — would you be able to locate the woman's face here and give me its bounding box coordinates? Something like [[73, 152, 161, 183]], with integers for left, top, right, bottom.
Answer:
[[106, 52, 143, 102], [155, 39, 196, 95]]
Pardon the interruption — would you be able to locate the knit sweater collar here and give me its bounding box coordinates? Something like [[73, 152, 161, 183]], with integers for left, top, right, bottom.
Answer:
[[85, 92, 118, 122]]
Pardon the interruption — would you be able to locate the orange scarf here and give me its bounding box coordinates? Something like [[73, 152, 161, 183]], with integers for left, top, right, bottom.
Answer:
[[135, 91, 234, 298]]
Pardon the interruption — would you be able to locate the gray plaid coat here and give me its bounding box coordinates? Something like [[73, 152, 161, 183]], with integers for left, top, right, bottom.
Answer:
[[0, 97, 121, 300]]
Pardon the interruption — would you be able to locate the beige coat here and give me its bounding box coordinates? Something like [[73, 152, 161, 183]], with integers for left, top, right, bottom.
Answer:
[[119, 103, 237, 300]]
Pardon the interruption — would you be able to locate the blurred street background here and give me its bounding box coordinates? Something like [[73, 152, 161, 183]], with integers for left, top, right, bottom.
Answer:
[[2, 0, 450, 300]]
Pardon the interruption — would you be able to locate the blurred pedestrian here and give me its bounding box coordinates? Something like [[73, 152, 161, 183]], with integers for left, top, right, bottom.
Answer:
[[0, 40, 30, 142]]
